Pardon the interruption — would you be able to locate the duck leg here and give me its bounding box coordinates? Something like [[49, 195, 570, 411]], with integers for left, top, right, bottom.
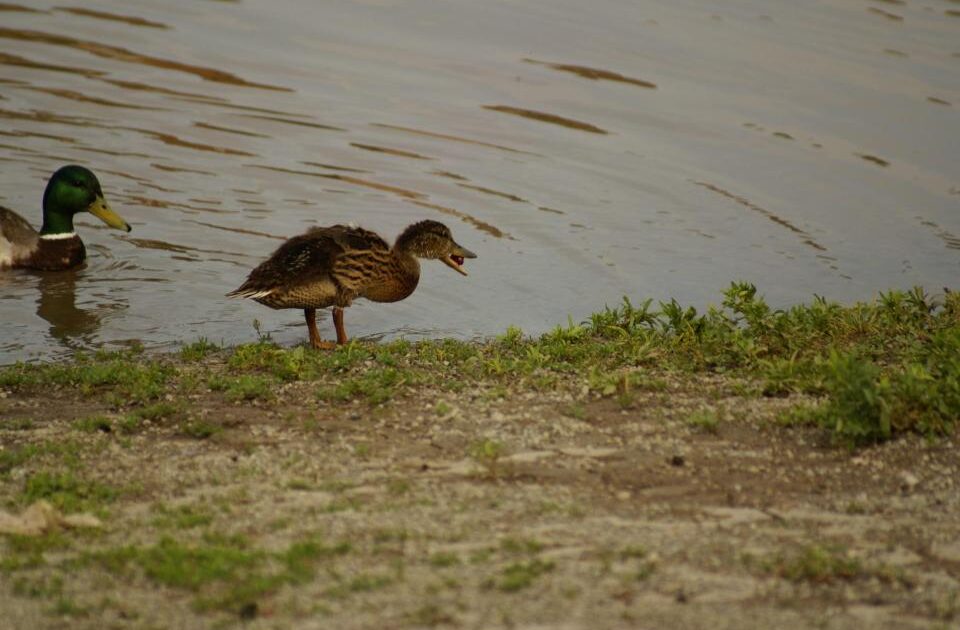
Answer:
[[305, 308, 335, 350], [332, 307, 348, 345]]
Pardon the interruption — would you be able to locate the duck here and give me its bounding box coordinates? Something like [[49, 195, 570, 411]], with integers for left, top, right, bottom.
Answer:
[[0, 165, 131, 271], [227, 220, 477, 349]]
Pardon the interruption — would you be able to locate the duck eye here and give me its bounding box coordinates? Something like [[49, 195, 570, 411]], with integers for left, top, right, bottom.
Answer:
[[73, 180, 83, 187]]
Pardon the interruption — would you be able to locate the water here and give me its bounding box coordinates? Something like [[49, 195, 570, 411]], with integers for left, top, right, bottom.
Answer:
[[0, 0, 957, 363]]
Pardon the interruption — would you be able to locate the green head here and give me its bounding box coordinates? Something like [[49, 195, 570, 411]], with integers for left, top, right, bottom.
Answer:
[[40, 165, 131, 236]]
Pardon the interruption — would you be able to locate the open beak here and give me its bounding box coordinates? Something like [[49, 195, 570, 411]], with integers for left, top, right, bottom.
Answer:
[[87, 195, 131, 232], [442, 244, 477, 276]]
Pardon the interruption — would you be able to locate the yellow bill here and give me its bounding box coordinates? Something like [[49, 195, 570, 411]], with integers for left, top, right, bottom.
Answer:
[[87, 196, 131, 232]]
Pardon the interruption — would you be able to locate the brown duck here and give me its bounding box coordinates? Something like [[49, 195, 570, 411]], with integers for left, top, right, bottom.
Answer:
[[0, 165, 131, 271], [227, 220, 477, 349]]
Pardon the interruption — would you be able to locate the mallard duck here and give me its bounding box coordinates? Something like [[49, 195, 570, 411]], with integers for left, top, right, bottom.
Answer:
[[227, 220, 477, 348], [0, 165, 131, 271]]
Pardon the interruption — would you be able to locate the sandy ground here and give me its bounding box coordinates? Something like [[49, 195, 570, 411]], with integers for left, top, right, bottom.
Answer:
[[1, 365, 959, 630]]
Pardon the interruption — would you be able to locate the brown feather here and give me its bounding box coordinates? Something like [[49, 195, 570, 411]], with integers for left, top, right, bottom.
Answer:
[[1, 206, 85, 270], [228, 220, 474, 347]]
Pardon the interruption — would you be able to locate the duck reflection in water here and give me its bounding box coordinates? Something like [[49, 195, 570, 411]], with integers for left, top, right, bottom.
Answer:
[[35, 270, 127, 347]]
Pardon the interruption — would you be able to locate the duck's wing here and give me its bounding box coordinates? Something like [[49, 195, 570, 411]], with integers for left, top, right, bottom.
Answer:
[[0, 206, 39, 269], [325, 225, 393, 295], [227, 225, 390, 298]]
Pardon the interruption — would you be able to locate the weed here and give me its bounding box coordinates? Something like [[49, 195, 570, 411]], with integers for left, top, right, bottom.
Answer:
[[496, 559, 555, 592], [72, 416, 113, 433], [136, 402, 182, 422], [317, 367, 406, 405], [562, 403, 587, 420], [181, 338, 220, 362], [324, 573, 392, 599], [764, 545, 862, 583], [4, 418, 35, 431], [469, 439, 505, 479], [428, 552, 460, 568], [49, 597, 88, 617], [685, 409, 720, 434], [180, 419, 222, 440], [152, 504, 214, 530], [12, 574, 64, 598], [210, 375, 275, 402], [500, 538, 544, 555], [22, 471, 117, 513], [2, 532, 70, 571]]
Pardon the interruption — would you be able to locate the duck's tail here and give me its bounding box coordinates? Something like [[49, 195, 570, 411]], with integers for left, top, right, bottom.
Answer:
[[225, 286, 274, 299]]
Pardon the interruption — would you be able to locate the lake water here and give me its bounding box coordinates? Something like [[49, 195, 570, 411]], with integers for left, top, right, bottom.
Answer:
[[1, 0, 957, 363]]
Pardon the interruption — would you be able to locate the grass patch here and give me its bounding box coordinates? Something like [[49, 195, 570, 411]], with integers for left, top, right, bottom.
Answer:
[[317, 367, 407, 405], [152, 504, 215, 530], [181, 338, 220, 362], [685, 408, 720, 434], [323, 572, 392, 599], [0, 348, 170, 405], [428, 552, 460, 568], [1, 531, 71, 572], [3, 418, 35, 431], [209, 374, 275, 402], [86, 534, 352, 614], [495, 559, 555, 592], [179, 419, 222, 440], [22, 471, 117, 514], [763, 545, 863, 584], [2, 282, 955, 448], [72, 416, 113, 434], [469, 439, 506, 479]]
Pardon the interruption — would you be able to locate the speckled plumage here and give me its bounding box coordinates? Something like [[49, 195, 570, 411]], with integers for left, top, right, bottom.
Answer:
[[228, 220, 476, 348]]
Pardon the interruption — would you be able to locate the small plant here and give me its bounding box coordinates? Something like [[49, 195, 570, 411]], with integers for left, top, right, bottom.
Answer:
[[562, 403, 587, 420], [210, 375, 275, 402], [317, 367, 406, 405], [22, 471, 117, 514], [72, 416, 113, 433], [181, 338, 220, 362], [764, 545, 862, 584], [496, 559, 555, 592], [685, 409, 720, 434], [469, 439, 505, 479], [428, 552, 460, 568], [180, 419, 222, 440], [152, 504, 214, 530]]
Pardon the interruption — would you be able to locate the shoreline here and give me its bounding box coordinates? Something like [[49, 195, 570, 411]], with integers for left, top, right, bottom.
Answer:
[[1, 285, 958, 628]]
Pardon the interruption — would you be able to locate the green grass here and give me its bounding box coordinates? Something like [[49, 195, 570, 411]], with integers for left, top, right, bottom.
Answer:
[[21, 471, 118, 514], [0, 348, 171, 405], [759, 545, 863, 584], [1, 282, 955, 448], [469, 439, 505, 479], [685, 409, 720, 434], [317, 367, 407, 405], [496, 559, 555, 592], [1, 531, 71, 572], [179, 419, 222, 440], [208, 374, 275, 402], [72, 416, 113, 433], [85, 534, 352, 614], [152, 504, 215, 530], [429, 552, 461, 568], [181, 338, 221, 362]]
